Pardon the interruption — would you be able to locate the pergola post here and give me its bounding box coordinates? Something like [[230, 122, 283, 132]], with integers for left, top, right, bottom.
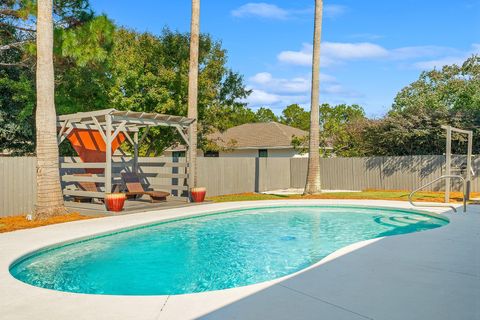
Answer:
[[105, 114, 112, 194], [133, 131, 139, 174], [187, 123, 194, 198]]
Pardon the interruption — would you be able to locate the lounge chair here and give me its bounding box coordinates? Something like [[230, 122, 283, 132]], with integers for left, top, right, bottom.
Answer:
[[72, 173, 99, 202], [121, 172, 170, 203]]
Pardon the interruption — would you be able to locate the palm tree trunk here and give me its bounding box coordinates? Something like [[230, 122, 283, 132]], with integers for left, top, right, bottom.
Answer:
[[34, 0, 66, 219], [188, 0, 200, 189], [304, 0, 323, 195]]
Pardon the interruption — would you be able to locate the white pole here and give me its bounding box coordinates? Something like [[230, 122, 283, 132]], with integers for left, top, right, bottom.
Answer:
[[445, 126, 452, 203], [466, 131, 473, 200], [105, 114, 112, 194]]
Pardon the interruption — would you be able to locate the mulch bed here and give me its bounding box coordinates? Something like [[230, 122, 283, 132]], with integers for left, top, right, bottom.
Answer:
[[0, 213, 96, 233]]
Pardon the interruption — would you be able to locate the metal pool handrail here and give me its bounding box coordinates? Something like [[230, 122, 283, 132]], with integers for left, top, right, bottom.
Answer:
[[408, 175, 467, 213]]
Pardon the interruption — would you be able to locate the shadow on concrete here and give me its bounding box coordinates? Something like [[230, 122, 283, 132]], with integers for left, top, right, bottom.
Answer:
[[195, 220, 476, 320]]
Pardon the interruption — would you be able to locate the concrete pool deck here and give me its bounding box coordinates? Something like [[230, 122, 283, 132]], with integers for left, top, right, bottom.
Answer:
[[0, 200, 478, 320]]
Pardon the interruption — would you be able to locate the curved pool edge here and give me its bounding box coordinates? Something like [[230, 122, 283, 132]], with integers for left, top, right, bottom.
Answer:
[[0, 200, 462, 319], [3, 201, 450, 292], [7, 203, 450, 279]]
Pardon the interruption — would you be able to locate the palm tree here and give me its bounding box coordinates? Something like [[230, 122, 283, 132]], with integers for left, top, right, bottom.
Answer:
[[34, 0, 66, 219], [304, 0, 323, 195], [187, 0, 200, 188]]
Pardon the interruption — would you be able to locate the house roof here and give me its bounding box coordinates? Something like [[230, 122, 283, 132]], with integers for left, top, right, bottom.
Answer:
[[207, 122, 307, 149]]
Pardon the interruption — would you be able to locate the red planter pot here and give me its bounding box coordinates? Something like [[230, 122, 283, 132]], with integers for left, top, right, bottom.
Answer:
[[190, 187, 206, 203], [105, 193, 126, 212]]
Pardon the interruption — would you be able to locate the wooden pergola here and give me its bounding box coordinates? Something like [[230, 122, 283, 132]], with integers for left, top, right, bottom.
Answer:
[[56, 108, 195, 206]]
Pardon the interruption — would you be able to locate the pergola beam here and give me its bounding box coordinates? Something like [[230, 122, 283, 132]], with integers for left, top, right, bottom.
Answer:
[[57, 108, 116, 121], [111, 116, 192, 128], [122, 129, 135, 146], [92, 116, 107, 142], [441, 125, 472, 135], [111, 120, 127, 142], [57, 126, 73, 145], [138, 126, 150, 146], [57, 120, 69, 140], [56, 121, 139, 132], [175, 125, 190, 147]]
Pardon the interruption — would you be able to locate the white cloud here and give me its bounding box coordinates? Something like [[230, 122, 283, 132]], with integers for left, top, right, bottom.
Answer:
[[323, 84, 345, 94], [413, 44, 480, 70], [277, 43, 313, 66], [323, 4, 347, 18], [249, 72, 336, 95], [278, 42, 388, 67], [390, 46, 460, 60], [323, 42, 389, 59], [245, 88, 310, 111], [231, 3, 288, 19], [348, 33, 384, 41], [278, 42, 480, 69], [231, 3, 347, 20], [323, 84, 363, 98], [250, 72, 273, 84], [245, 71, 359, 110], [246, 89, 281, 105], [413, 57, 467, 70], [249, 42, 479, 111], [246, 73, 312, 109], [266, 76, 310, 93]]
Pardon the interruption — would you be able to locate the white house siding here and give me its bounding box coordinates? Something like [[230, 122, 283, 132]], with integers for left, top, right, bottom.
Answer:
[[163, 150, 203, 157], [163, 148, 301, 158], [218, 148, 299, 158]]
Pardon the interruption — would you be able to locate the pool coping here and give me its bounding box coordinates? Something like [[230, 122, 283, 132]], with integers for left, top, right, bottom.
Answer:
[[8, 203, 450, 273], [0, 200, 474, 320]]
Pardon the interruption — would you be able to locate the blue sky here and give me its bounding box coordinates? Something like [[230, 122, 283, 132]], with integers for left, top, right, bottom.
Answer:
[[90, 0, 480, 117]]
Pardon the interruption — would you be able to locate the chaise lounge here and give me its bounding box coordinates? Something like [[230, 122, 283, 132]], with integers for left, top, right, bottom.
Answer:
[[72, 173, 100, 203], [122, 172, 170, 203]]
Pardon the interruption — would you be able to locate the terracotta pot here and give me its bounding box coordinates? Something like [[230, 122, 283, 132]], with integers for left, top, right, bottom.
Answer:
[[190, 187, 206, 203], [105, 193, 126, 212]]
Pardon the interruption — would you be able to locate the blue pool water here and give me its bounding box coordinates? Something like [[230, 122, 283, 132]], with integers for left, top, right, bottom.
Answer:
[[10, 206, 447, 295]]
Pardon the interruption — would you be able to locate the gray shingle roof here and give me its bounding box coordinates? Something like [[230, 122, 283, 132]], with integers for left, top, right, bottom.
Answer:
[[207, 122, 307, 149]]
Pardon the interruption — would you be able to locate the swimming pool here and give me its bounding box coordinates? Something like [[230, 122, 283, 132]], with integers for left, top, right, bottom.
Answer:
[[10, 205, 447, 295]]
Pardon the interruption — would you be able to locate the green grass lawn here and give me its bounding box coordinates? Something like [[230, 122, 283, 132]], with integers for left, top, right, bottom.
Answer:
[[208, 190, 470, 203]]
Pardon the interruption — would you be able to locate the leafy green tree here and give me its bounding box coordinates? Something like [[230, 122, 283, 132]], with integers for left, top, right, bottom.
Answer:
[[391, 56, 480, 116], [255, 107, 278, 122], [362, 110, 449, 156], [108, 28, 251, 153], [0, 70, 35, 154], [319, 103, 366, 156], [54, 14, 114, 115], [0, 0, 114, 154], [288, 103, 367, 157], [203, 102, 257, 132], [280, 104, 310, 130], [364, 55, 480, 156]]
